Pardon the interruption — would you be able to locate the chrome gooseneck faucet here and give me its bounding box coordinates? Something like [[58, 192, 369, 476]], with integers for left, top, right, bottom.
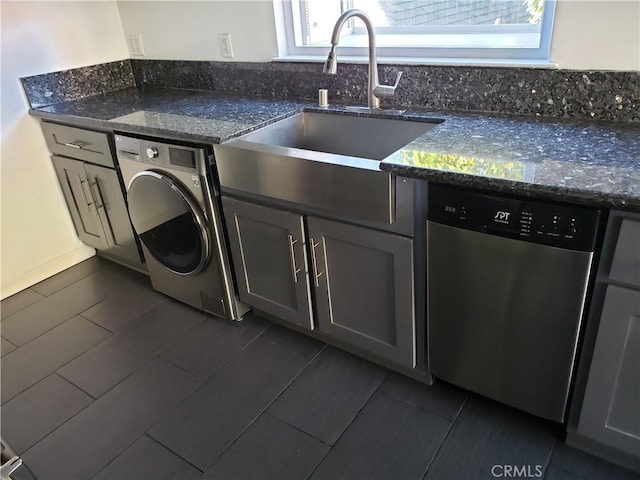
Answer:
[[323, 9, 403, 110]]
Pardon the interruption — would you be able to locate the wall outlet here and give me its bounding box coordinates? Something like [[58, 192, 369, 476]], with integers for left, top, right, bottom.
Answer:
[[220, 33, 234, 58], [127, 34, 145, 56]]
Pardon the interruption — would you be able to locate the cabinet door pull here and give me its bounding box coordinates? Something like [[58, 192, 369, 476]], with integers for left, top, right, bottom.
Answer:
[[287, 235, 301, 283], [310, 238, 324, 287], [89, 178, 104, 210], [64, 140, 87, 149], [77, 175, 94, 212]]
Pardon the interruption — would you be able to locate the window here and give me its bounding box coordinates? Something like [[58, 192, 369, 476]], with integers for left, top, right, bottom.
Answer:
[[275, 0, 556, 65]]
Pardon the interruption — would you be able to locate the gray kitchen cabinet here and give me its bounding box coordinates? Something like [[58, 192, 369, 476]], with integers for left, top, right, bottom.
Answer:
[[222, 196, 415, 368], [578, 285, 640, 458], [53, 155, 109, 250], [222, 197, 313, 330], [42, 121, 144, 270], [52, 156, 142, 268], [42, 121, 114, 167], [609, 218, 640, 287], [570, 215, 640, 471], [307, 216, 415, 368]]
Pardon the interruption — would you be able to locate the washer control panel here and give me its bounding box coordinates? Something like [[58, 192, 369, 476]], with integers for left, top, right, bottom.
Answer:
[[115, 134, 207, 174]]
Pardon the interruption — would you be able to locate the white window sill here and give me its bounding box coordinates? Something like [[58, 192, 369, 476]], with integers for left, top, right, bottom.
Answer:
[[272, 55, 559, 69]]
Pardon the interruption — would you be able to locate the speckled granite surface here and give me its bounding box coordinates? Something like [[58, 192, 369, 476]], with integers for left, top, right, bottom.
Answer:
[[21, 61, 135, 109], [28, 86, 640, 212], [131, 60, 640, 123], [368, 108, 640, 211], [21, 60, 639, 122], [32, 87, 306, 143]]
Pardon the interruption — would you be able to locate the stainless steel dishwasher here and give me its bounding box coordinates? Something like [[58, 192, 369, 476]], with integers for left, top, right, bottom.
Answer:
[[427, 183, 602, 422]]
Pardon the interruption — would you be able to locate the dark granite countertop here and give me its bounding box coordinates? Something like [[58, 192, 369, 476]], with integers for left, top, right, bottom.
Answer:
[[30, 87, 640, 212], [31, 87, 307, 143], [376, 109, 640, 212]]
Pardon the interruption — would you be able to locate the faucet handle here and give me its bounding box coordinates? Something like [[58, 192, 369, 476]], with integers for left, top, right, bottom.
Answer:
[[391, 71, 403, 88], [373, 71, 403, 98]]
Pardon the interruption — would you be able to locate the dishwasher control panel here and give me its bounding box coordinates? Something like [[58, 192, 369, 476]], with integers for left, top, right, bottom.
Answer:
[[428, 183, 602, 251]]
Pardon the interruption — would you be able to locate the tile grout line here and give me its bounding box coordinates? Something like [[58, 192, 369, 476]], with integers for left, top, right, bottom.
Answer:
[[20, 362, 203, 477], [145, 434, 205, 475], [419, 394, 469, 480], [157, 315, 272, 383], [195, 339, 327, 474], [262, 411, 333, 448], [29, 257, 105, 297], [56, 301, 209, 399], [1, 319, 112, 406], [13, 372, 97, 457], [57, 336, 203, 403], [78, 313, 117, 334], [88, 435, 145, 480], [0, 288, 45, 318], [303, 369, 392, 479], [53, 369, 101, 402], [1, 271, 130, 348], [419, 418, 457, 480], [1, 336, 18, 349], [31, 273, 96, 297], [78, 294, 171, 335], [541, 438, 560, 479], [262, 347, 392, 448], [379, 380, 469, 424], [138, 321, 279, 468]]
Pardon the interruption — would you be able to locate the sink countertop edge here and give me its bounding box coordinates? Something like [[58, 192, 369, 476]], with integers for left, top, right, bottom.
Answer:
[[28, 88, 640, 213]]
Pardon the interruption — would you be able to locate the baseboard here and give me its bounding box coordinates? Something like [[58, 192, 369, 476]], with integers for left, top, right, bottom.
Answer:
[[1, 246, 95, 299]]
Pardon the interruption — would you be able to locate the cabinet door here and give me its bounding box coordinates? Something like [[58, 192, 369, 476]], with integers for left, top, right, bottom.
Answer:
[[85, 163, 143, 267], [578, 285, 640, 458], [610, 218, 640, 287], [222, 197, 313, 329], [308, 216, 415, 368], [52, 155, 108, 250]]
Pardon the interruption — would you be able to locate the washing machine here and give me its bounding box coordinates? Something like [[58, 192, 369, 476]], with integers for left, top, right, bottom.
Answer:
[[115, 134, 249, 320]]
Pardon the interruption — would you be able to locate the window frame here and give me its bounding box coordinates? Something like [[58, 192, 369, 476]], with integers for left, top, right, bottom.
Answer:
[[274, 0, 557, 66]]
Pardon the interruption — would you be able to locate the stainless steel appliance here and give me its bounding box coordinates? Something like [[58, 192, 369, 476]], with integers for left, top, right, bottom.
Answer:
[[116, 134, 249, 320], [427, 184, 602, 422]]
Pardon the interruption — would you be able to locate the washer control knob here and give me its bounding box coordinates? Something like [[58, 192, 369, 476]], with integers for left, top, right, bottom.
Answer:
[[146, 146, 159, 159]]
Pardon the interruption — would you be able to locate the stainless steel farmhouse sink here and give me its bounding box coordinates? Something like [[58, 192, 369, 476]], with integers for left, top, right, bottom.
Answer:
[[214, 111, 440, 223], [235, 111, 436, 161]]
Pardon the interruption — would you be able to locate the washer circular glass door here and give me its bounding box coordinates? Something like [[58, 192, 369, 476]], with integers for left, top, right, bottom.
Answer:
[[127, 170, 210, 275]]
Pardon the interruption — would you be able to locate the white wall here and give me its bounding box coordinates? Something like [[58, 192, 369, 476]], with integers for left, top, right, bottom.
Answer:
[[116, 0, 640, 70], [0, 1, 129, 298], [551, 0, 640, 70], [117, 1, 277, 62]]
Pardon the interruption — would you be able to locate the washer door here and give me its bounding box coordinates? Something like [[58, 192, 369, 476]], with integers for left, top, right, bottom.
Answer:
[[128, 170, 210, 275]]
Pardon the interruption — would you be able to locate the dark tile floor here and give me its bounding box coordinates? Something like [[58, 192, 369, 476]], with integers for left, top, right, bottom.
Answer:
[[1, 257, 638, 480]]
